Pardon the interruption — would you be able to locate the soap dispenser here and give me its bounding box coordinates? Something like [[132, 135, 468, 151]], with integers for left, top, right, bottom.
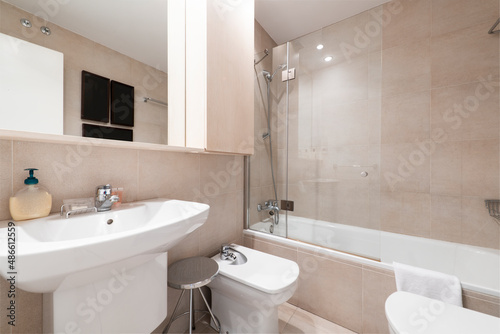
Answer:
[[9, 168, 52, 221]]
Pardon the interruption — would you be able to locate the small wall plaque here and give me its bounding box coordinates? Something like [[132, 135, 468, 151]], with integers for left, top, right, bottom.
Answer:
[[82, 124, 133, 142], [110, 80, 134, 127], [81, 71, 110, 123]]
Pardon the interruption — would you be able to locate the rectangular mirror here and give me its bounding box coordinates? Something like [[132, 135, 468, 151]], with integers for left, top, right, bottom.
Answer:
[[0, 0, 173, 146]]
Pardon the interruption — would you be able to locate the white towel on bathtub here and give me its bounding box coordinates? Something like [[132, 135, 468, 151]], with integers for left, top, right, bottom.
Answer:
[[393, 262, 463, 307]]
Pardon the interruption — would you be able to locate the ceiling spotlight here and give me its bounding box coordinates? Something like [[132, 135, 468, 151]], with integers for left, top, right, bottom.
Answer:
[[324, 56, 333, 62], [40, 26, 51, 35], [316, 44, 324, 50], [20, 18, 32, 28]]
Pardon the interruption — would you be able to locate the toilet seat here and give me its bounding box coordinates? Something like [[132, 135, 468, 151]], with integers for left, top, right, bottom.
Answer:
[[385, 291, 500, 334], [212, 244, 299, 294]]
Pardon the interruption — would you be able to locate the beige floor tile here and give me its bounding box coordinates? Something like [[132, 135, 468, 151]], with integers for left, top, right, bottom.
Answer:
[[282, 308, 356, 334], [279, 302, 298, 331]]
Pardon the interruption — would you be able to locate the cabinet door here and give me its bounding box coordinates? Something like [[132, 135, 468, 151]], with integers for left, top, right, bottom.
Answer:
[[183, 0, 254, 155]]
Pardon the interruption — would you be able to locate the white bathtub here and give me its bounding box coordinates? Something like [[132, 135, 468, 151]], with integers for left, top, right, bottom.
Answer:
[[249, 215, 500, 298]]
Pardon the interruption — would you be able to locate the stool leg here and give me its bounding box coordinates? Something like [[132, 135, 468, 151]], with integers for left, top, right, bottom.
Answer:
[[198, 287, 221, 334], [162, 289, 186, 334], [189, 289, 194, 333]]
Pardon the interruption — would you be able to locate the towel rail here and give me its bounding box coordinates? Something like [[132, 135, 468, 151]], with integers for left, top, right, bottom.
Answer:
[[143, 97, 168, 107]]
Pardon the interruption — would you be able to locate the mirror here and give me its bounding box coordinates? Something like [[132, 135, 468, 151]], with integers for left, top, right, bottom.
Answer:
[[0, 0, 171, 145]]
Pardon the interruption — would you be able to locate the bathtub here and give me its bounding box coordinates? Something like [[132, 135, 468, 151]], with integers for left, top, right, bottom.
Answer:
[[248, 215, 500, 298]]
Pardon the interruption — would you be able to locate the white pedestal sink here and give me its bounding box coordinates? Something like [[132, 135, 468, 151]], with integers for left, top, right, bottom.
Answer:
[[0, 198, 209, 333]]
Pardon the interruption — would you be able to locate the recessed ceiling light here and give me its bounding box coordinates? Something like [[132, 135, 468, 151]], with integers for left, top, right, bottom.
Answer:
[[20, 18, 32, 28], [41, 26, 51, 35], [316, 44, 324, 50], [324, 56, 333, 62]]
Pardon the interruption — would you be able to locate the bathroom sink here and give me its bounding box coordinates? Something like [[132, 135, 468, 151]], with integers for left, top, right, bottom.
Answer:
[[0, 198, 209, 293]]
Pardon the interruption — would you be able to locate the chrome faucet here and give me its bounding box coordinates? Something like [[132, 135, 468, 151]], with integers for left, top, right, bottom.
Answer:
[[95, 184, 119, 212], [257, 200, 280, 224], [220, 244, 237, 261]]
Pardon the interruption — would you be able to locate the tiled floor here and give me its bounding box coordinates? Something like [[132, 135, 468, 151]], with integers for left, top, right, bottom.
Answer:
[[184, 302, 355, 334]]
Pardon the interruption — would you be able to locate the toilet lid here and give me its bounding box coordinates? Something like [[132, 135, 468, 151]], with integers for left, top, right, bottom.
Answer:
[[385, 291, 500, 334], [212, 245, 299, 294]]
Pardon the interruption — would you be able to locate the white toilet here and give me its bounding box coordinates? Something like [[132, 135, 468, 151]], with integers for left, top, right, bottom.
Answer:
[[208, 244, 299, 334], [385, 291, 500, 334]]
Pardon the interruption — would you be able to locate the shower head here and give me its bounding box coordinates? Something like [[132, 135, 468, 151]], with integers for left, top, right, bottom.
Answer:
[[264, 63, 288, 82]]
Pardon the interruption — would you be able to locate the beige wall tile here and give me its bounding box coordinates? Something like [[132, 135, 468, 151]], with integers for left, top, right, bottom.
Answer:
[[282, 307, 356, 334], [296, 251, 362, 332], [13, 289, 42, 334], [320, 99, 381, 148], [401, 192, 431, 237], [369, 51, 383, 99], [316, 54, 370, 105], [461, 197, 500, 249], [381, 91, 431, 144], [432, 0, 499, 36], [463, 294, 500, 318], [63, 68, 83, 137], [137, 150, 199, 201], [380, 143, 431, 193], [200, 155, 243, 195], [430, 141, 462, 196], [380, 191, 403, 234], [11, 141, 139, 214], [0, 278, 11, 334], [430, 194, 462, 243], [431, 81, 499, 142], [461, 139, 499, 198], [0, 140, 12, 221], [335, 181, 372, 228], [362, 268, 397, 334], [198, 191, 244, 256], [382, 0, 431, 50], [382, 38, 430, 97], [431, 22, 499, 89]]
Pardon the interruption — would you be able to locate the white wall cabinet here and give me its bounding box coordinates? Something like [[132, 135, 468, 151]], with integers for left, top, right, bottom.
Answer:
[[168, 0, 254, 155]]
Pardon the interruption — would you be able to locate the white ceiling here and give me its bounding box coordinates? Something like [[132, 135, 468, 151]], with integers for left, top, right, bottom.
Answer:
[[4, 0, 390, 73], [255, 0, 391, 45]]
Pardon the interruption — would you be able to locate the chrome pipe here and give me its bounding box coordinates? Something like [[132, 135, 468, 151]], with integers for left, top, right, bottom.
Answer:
[[254, 48, 269, 65], [488, 18, 500, 34]]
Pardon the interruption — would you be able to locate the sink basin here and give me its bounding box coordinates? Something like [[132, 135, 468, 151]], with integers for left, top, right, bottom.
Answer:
[[0, 198, 209, 293]]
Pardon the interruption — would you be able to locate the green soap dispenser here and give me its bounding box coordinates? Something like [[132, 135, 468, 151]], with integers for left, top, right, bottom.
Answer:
[[9, 168, 52, 221]]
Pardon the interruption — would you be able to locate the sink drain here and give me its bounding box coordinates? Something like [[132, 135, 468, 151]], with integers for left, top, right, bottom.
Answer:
[[107, 219, 113, 225]]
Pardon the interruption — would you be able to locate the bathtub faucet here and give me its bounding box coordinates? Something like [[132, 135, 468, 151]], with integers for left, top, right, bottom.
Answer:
[[257, 200, 280, 225]]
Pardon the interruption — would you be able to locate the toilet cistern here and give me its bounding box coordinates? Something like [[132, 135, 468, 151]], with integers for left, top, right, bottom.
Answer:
[[95, 184, 119, 211]]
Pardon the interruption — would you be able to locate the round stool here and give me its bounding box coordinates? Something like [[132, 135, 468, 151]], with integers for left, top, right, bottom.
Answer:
[[162, 256, 221, 334]]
